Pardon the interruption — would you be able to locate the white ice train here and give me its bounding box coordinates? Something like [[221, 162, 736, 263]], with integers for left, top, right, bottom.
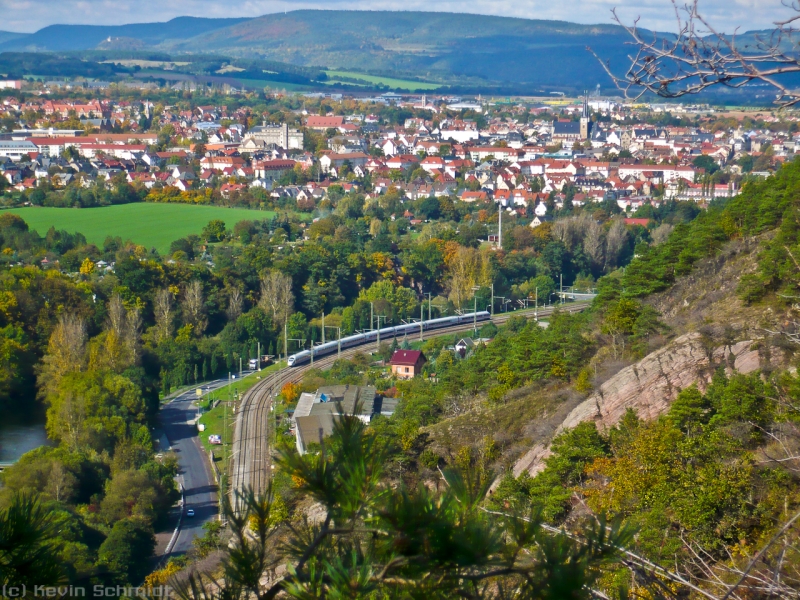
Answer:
[[287, 311, 491, 367]]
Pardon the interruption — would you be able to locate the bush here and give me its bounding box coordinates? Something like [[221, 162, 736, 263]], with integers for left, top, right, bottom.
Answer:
[[419, 449, 440, 470]]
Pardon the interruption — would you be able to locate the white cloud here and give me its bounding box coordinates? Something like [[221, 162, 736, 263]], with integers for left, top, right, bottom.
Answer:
[[1, 0, 793, 34]]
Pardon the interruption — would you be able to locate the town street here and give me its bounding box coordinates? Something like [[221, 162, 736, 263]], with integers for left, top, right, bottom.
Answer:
[[160, 376, 245, 555]]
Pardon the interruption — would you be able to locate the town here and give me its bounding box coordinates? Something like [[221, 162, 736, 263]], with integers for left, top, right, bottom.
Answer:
[[0, 82, 780, 228]]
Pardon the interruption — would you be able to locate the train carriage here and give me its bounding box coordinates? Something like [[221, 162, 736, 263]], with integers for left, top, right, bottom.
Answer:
[[287, 312, 492, 367]]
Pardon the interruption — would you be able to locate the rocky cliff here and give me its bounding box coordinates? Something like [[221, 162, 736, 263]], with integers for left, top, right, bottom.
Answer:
[[512, 332, 769, 478]]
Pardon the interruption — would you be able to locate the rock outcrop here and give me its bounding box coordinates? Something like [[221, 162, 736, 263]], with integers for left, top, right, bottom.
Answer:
[[512, 332, 767, 478]]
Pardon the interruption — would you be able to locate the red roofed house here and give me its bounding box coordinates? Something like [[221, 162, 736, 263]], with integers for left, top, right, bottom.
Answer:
[[220, 183, 247, 199], [253, 159, 296, 182], [389, 350, 427, 380], [420, 156, 445, 173], [14, 177, 36, 192], [319, 152, 369, 174], [306, 115, 345, 131], [461, 190, 489, 202], [385, 154, 420, 170], [200, 155, 246, 170]]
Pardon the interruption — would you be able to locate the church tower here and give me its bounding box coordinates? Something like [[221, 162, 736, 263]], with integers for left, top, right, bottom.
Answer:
[[579, 91, 590, 140]]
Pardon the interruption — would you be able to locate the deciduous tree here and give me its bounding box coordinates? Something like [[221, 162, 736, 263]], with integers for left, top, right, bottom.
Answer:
[[258, 270, 294, 325], [182, 280, 207, 336], [154, 288, 174, 343]]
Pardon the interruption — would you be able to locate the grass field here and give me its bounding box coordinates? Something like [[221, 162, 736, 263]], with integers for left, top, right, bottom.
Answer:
[[239, 79, 312, 91], [324, 70, 441, 91], [6, 203, 278, 254], [197, 363, 284, 476]]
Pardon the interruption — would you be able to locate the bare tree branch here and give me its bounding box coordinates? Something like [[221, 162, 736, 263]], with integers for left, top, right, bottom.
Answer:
[[591, 0, 800, 107]]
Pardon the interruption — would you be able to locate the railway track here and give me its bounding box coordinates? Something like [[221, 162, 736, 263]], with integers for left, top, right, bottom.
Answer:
[[229, 302, 590, 499]]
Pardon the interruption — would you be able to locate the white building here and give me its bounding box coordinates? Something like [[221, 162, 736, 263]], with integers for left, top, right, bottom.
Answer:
[[244, 122, 304, 150], [0, 140, 38, 161]]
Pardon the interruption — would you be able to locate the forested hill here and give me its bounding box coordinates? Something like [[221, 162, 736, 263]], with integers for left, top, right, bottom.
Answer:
[[620, 156, 800, 301], [440, 159, 800, 596], [0, 11, 641, 89], [0, 31, 25, 46], [169, 10, 636, 87], [1, 11, 784, 91]]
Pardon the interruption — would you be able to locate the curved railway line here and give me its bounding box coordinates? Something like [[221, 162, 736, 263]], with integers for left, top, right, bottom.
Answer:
[[229, 302, 590, 498]]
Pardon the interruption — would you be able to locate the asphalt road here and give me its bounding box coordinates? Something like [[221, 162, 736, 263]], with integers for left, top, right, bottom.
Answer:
[[160, 375, 246, 555]]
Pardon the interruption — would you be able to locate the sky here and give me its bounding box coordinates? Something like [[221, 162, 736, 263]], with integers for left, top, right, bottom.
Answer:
[[0, 0, 793, 34]]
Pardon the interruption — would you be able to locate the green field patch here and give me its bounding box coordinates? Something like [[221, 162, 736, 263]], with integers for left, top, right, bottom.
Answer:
[[238, 79, 312, 91], [197, 362, 284, 476], [197, 393, 237, 479], [5, 203, 281, 254], [324, 70, 441, 91]]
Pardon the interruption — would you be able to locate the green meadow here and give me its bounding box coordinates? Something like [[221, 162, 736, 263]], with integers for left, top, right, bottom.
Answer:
[[6, 203, 279, 254], [324, 70, 441, 91]]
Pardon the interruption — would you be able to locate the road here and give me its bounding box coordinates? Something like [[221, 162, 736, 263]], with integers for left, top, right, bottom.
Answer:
[[230, 302, 591, 500], [159, 375, 246, 555]]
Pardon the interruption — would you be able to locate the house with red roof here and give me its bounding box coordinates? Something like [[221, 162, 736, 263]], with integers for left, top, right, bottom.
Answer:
[[305, 115, 345, 130], [494, 189, 512, 206], [385, 154, 419, 170], [419, 156, 445, 173], [253, 159, 296, 182], [319, 152, 369, 174], [460, 190, 489, 203], [220, 183, 247, 198], [14, 177, 36, 192], [200, 155, 245, 170], [389, 350, 427, 379]]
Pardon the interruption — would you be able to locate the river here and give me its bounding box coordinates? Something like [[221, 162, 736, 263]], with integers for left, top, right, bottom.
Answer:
[[0, 410, 50, 463]]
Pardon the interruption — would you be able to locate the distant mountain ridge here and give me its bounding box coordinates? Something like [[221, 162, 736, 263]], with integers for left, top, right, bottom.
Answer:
[[0, 17, 249, 52], [0, 11, 641, 89], [169, 10, 635, 84], [0, 31, 25, 46], [0, 11, 779, 91]]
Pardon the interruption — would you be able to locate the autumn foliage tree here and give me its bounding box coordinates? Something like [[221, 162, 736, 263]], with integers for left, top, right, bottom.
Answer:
[[280, 381, 300, 404]]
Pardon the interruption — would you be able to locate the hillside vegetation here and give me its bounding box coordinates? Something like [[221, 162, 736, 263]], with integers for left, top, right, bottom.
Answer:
[[349, 159, 800, 596], [485, 161, 800, 595]]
